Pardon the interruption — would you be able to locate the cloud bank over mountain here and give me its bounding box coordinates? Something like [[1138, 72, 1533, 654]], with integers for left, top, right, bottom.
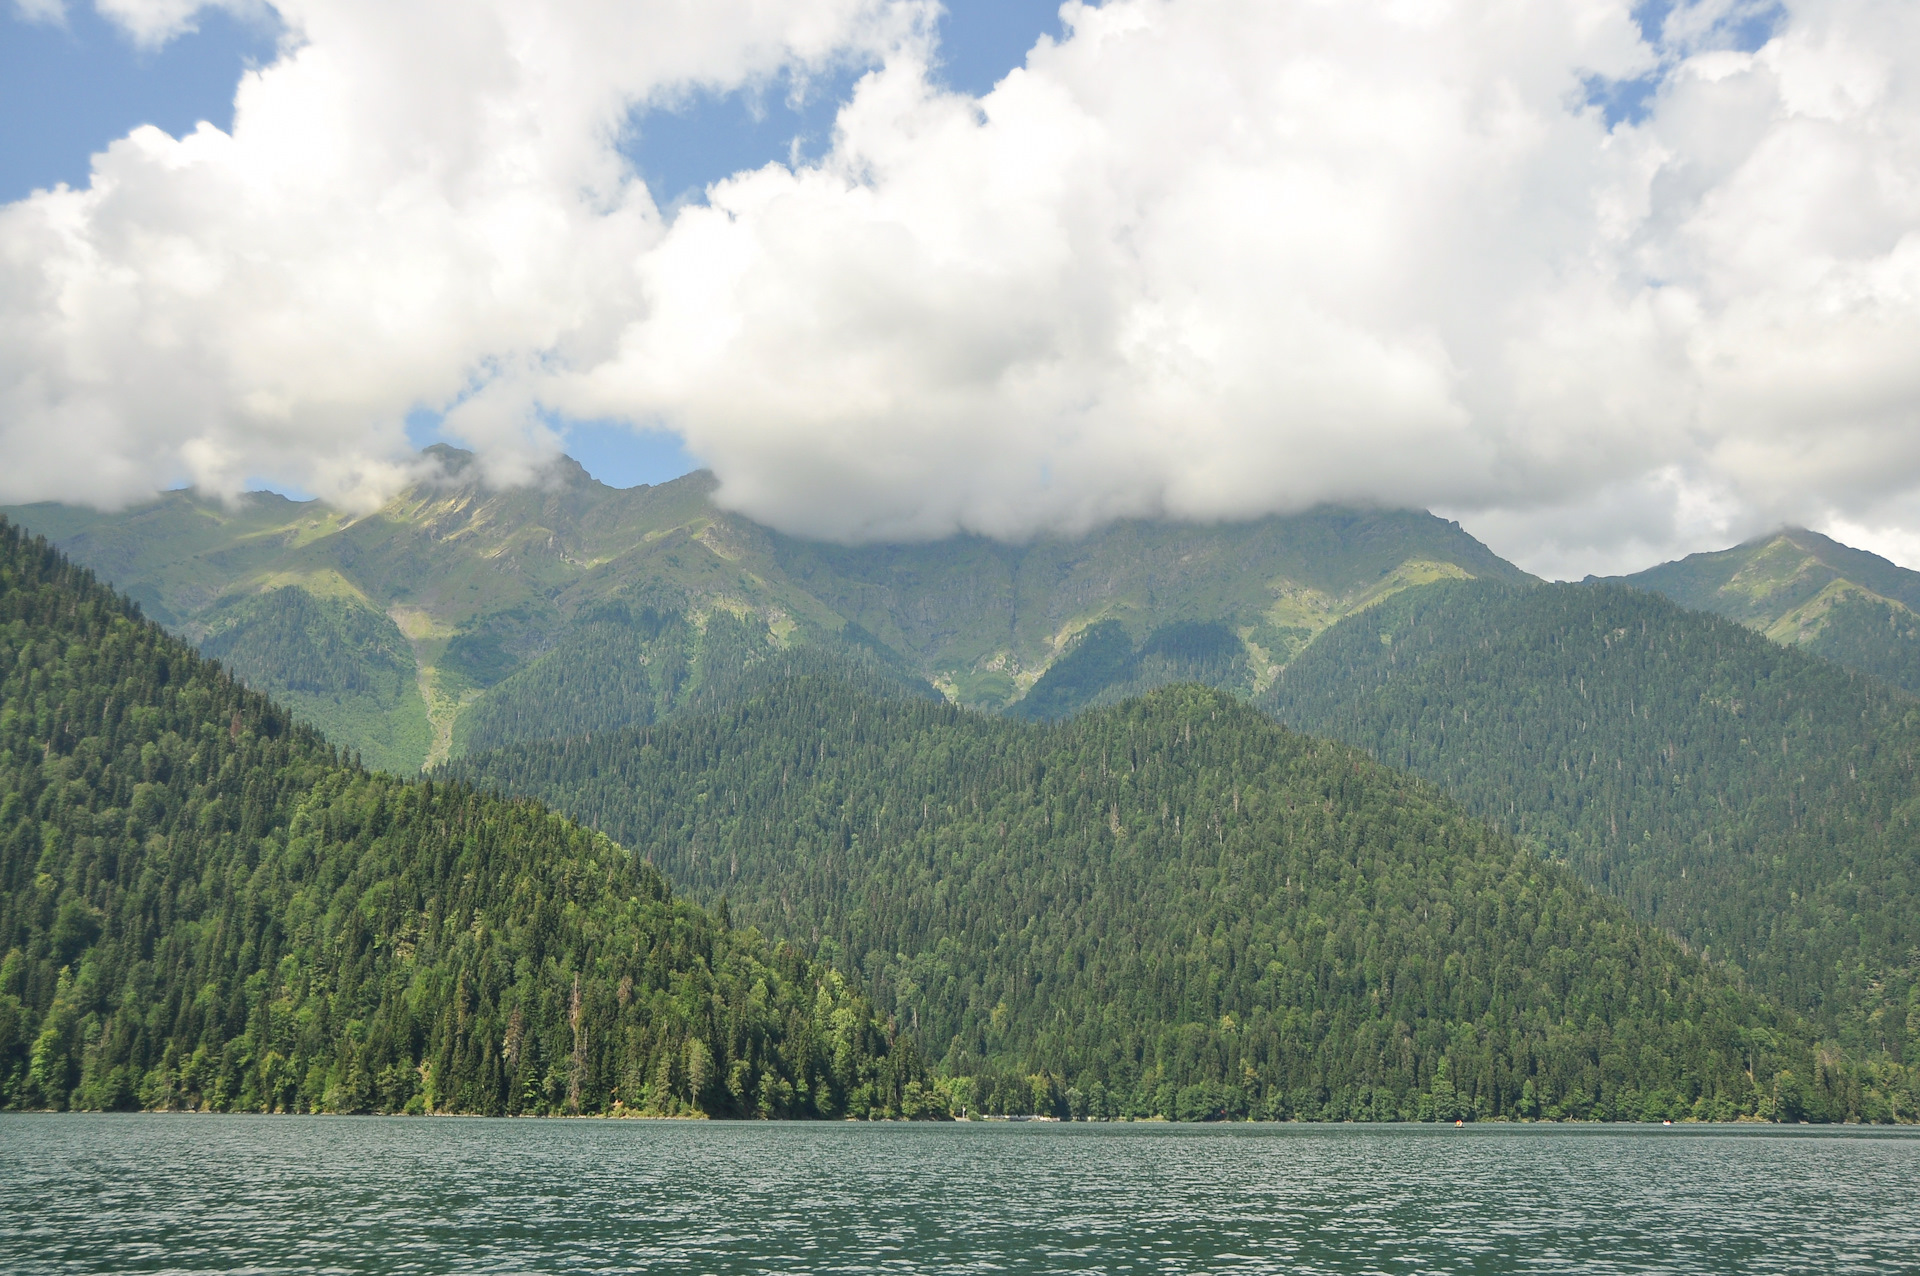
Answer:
[[2, 0, 1918, 575]]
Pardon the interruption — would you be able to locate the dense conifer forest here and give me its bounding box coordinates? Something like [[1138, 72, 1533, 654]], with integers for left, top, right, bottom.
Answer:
[[447, 677, 1909, 1122], [1620, 529, 1920, 698], [1264, 581, 1920, 1067], [454, 605, 934, 758], [9, 514, 1916, 1123], [0, 519, 939, 1117]]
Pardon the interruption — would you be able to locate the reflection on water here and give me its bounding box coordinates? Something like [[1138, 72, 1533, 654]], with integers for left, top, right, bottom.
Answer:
[[3, 1117, 1917, 1274]]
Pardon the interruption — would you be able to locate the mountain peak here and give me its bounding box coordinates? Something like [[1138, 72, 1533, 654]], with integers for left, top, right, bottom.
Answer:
[[1619, 525, 1920, 696], [420, 442, 478, 474]]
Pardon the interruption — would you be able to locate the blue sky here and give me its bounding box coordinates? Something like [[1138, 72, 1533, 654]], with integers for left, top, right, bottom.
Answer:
[[2, 0, 1064, 491], [0, 4, 280, 200], [630, 0, 1068, 212]]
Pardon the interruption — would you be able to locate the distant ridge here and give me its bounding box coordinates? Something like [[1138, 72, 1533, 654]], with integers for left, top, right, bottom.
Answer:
[[1617, 528, 1920, 696], [2, 451, 1529, 769]]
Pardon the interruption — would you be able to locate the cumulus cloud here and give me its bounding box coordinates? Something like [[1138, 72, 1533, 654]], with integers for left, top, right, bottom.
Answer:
[[0, 0, 923, 509], [93, 0, 266, 46], [11, 0, 67, 24], [3, 0, 1919, 576], [579, 0, 1920, 564], [573, 0, 1659, 541]]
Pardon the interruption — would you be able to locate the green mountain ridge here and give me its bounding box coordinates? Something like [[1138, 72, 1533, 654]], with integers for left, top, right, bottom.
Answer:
[[1263, 579, 1920, 1065], [19, 461, 1920, 1123], [2, 449, 1531, 771], [1618, 528, 1920, 697], [444, 674, 1905, 1123]]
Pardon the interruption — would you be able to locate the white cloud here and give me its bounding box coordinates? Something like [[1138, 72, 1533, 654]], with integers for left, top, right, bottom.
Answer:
[[11, 0, 68, 25], [569, 0, 1665, 544], [4, 0, 1920, 578], [1438, 468, 1760, 581], [568, 0, 1920, 571], [94, 0, 266, 46], [0, 0, 924, 509]]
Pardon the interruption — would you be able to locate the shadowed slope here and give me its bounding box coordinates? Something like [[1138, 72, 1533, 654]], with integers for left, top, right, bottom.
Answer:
[[1265, 579, 1920, 1067]]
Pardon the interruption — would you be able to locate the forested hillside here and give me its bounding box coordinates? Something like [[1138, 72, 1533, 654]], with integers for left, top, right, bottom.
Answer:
[[11, 508, 1915, 1124], [0, 519, 937, 1118], [1620, 529, 1920, 697], [1264, 580, 1920, 1063], [446, 676, 1907, 1123], [198, 585, 432, 773], [454, 606, 934, 758], [1008, 620, 1253, 721]]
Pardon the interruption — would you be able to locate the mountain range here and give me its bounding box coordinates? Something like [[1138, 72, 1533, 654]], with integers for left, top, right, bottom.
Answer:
[[1, 518, 1883, 1121], [21, 458, 1920, 773], [1, 446, 1528, 771], [5, 455, 1920, 1121]]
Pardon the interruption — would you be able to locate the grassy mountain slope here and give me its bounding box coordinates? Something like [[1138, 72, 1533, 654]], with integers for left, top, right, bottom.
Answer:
[[765, 508, 1528, 707], [0, 518, 936, 1118], [197, 586, 432, 773], [1263, 580, 1920, 1065], [3, 455, 1529, 768], [445, 675, 1897, 1123], [1619, 529, 1920, 696]]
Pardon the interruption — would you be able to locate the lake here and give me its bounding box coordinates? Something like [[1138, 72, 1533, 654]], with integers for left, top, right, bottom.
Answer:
[[2, 1117, 1916, 1273]]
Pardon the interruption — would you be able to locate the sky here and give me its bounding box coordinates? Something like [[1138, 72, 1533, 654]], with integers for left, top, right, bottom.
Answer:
[[0, 0, 1066, 491], [1, 1, 1917, 579]]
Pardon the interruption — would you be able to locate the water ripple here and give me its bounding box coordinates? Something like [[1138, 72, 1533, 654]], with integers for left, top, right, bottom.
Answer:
[[2, 1118, 1917, 1274]]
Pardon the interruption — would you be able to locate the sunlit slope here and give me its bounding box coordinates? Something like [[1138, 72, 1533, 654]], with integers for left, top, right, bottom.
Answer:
[[1619, 529, 1920, 696], [444, 675, 1900, 1123], [765, 508, 1529, 707], [0, 518, 930, 1118], [0, 453, 925, 770], [1264, 579, 1920, 1060], [196, 585, 433, 773], [3, 451, 1528, 767]]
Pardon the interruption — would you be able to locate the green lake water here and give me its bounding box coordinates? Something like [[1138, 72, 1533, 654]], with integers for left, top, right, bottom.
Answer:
[[2, 1116, 1916, 1273]]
